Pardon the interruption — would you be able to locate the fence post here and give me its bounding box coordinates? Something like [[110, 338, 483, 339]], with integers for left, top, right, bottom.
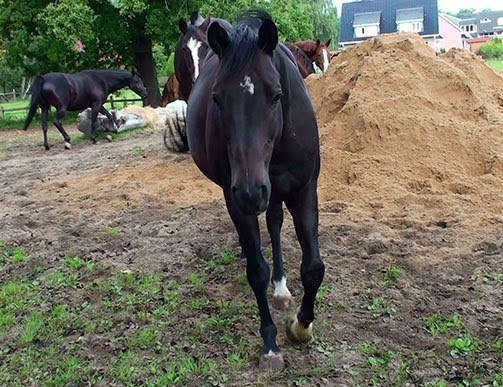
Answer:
[[0, 107, 3, 119], [12, 89, 16, 101], [110, 95, 115, 110]]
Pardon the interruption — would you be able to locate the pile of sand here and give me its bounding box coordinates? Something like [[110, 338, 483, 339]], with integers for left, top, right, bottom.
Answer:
[[307, 33, 503, 224]]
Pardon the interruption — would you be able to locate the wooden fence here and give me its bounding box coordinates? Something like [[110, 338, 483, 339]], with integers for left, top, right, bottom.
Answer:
[[0, 95, 143, 119], [0, 90, 18, 103]]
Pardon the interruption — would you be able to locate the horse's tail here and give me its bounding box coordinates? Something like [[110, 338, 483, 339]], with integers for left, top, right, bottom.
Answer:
[[23, 75, 44, 130]]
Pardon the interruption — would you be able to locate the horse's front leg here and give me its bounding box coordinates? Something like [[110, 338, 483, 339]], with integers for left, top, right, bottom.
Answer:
[[223, 189, 284, 371], [53, 108, 71, 146], [285, 182, 325, 343], [266, 194, 292, 311]]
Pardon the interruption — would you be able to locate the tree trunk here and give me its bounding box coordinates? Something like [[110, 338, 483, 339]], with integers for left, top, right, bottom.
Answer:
[[134, 30, 161, 107]]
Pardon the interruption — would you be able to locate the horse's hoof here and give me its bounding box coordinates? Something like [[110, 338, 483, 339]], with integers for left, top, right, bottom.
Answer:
[[105, 134, 113, 142], [273, 295, 292, 311], [44, 145, 50, 151], [259, 351, 285, 371], [286, 314, 313, 343], [64, 142, 72, 150]]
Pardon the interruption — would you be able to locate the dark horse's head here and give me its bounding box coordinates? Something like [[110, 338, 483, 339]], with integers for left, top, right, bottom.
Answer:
[[129, 69, 148, 106], [208, 12, 283, 215], [175, 13, 212, 100]]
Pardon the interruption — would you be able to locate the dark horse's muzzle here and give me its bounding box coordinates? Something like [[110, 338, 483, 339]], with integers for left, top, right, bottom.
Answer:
[[232, 182, 270, 215]]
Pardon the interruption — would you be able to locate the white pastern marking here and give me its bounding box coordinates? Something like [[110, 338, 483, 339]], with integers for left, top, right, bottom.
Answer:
[[322, 48, 329, 72], [273, 277, 291, 298], [240, 75, 255, 95], [187, 37, 202, 81]]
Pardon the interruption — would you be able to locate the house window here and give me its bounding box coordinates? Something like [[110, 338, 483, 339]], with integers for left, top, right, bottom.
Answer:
[[480, 17, 491, 23], [412, 22, 421, 32], [461, 25, 466, 31], [361, 27, 365, 35], [465, 24, 477, 32]]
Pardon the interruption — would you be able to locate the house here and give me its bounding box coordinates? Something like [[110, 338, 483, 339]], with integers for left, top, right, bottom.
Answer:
[[438, 13, 470, 51], [458, 10, 503, 38], [457, 10, 503, 53], [339, 0, 441, 50]]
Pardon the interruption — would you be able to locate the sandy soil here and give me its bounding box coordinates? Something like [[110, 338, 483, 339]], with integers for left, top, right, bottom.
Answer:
[[1, 33, 502, 384]]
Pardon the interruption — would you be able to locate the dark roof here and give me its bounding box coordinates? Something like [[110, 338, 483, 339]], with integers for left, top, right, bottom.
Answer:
[[339, 0, 439, 44], [459, 10, 503, 34], [396, 7, 424, 22], [353, 12, 381, 26]]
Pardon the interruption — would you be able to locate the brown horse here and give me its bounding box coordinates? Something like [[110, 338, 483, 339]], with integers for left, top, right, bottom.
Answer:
[[295, 39, 331, 72], [283, 42, 315, 78], [160, 73, 180, 107]]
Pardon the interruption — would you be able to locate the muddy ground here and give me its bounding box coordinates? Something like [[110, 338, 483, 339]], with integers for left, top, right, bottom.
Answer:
[[1, 124, 502, 385]]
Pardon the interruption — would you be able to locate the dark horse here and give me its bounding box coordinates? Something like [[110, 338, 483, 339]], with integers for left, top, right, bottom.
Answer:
[[23, 69, 148, 150], [160, 73, 180, 107], [175, 11, 232, 101], [186, 11, 324, 370], [284, 42, 315, 78], [295, 39, 331, 72]]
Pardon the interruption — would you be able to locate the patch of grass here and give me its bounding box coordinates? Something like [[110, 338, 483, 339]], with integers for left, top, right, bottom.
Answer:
[[105, 226, 120, 235], [422, 313, 463, 335], [379, 266, 402, 287], [487, 59, 503, 71], [1, 246, 26, 264], [45, 269, 79, 289], [366, 296, 396, 317], [360, 341, 395, 384], [448, 333, 481, 357], [20, 312, 44, 344]]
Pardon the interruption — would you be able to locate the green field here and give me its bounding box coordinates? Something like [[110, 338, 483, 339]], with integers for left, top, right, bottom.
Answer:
[[487, 60, 503, 71]]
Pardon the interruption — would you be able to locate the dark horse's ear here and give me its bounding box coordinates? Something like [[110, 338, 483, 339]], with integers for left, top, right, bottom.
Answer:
[[325, 39, 331, 47], [199, 16, 211, 32], [258, 19, 278, 55], [179, 18, 188, 34], [316, 39, 321, 46], [208, 22, 230, 58]]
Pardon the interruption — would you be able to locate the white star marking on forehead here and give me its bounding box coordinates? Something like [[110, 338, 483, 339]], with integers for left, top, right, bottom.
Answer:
[[240, 75, 255, 95]]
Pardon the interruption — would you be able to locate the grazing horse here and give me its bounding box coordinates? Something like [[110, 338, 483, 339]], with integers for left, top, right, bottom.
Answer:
[[295, 39, 331, 72], [160, 73, 180, 107], [175, 11, 232, 101], [23, 69, 148, 150], [186, 10, 324, 370], [284, 42, 315, 78]]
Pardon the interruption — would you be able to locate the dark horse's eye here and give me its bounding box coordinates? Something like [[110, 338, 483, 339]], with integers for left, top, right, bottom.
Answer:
[[272, 93, 282, 104]]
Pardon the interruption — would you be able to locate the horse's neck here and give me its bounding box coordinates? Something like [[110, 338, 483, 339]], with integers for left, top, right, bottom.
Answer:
[[297, 41, 316, 58], [100, 71, 130, 93]]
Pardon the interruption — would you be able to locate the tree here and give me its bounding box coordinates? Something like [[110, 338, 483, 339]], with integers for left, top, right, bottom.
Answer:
[[478, 38, 503, 59], [0, 0, 339, 105], [456, 8, 475, 18]]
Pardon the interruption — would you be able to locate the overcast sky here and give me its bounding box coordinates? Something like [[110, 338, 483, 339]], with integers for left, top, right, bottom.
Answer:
[[333, 0, 502, 14]]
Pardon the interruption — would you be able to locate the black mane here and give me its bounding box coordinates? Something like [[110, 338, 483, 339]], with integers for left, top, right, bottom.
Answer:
[[216, 10, 274, 83]]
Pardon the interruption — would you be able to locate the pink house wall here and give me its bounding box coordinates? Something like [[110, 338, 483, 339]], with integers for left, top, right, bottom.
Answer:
[[438, 13, 467, 51]]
